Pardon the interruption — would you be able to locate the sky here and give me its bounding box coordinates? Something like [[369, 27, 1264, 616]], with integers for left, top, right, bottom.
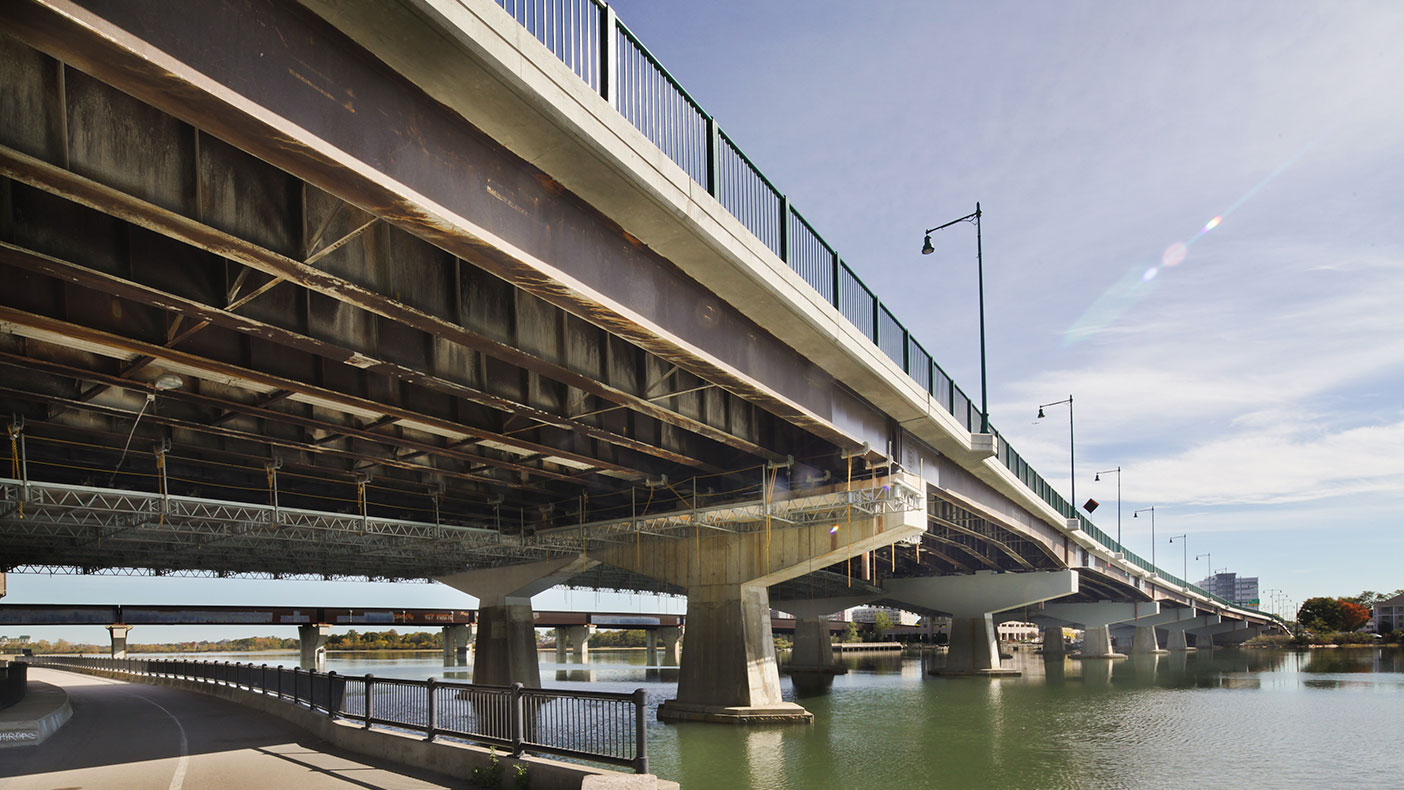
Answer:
[[6, 1, 1403, 644]]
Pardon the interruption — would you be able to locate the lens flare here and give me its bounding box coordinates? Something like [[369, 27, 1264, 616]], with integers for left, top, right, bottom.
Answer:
[[1200, 216, 1223, 234], [1142, 266, 1159, 281], [1161, 242, 1187, 268], [829, 525, 840, 535]]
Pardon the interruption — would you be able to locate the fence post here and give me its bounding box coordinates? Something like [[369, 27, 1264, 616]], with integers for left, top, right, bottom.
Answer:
[[262, 664, 268, 696], [327, 671, 337, 719], [292, 666, 299, 706], [779, 196, 791, 264], [510, 683, 525, 756], [632, 688, 649, 775], [831, 253, 842, 311], [424, 678, 437, 742], [599, 3, 617, 106], [364, 674, 373, 729], [705, 116, 720, 197]]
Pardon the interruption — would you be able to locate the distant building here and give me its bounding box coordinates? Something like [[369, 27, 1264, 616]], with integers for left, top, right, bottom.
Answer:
[[1197, 571, 1260, 609], [1374, 593, 1404, 633], [997, 621, 1039, 642], [850, 607, 921, 626]]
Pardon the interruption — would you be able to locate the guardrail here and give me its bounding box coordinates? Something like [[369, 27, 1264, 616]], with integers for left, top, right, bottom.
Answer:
[[490, 1, 1283, 629], [26, 656, 648, 773]]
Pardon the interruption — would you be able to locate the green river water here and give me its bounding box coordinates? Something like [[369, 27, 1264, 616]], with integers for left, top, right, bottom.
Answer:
[[186, 646, 1404, 788]]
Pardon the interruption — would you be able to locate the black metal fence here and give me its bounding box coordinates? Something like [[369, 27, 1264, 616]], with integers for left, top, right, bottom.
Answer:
[[26, 656, 648, 773]]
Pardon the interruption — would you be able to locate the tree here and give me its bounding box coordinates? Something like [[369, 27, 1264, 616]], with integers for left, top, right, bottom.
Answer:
[[1298, 597, 1344, 631], [872, 610, 894, 639], [1339, 600, 1371, 632]]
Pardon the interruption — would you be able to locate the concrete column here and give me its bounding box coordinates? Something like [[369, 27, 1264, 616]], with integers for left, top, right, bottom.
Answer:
[[1188, 620, 1242, 648], [298, 624, 330, 671], [1217, 624, 1261, 645], [777, 594, 877, 676], [645, 630, 658, 666], [1041, 625, 1066, 657], [566, 625, 592, 661], [554, 628, 568, 663], [441, 624, 471, 666], [883, 569, 1079, 676], [107, 624, 130, 659], [1125, 608, 1210, 655], [657, 626, 681, 666], [437, 555, 597, 688], [588, 470, 927, 724], [1132, 625, 1164, 655], [1040, 601, 1160, 660], [1163, 614, 1219, 651]]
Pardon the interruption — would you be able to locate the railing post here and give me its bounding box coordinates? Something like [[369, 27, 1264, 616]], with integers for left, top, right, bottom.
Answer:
[[327, 671, 337, 719], [632, 688, 649, 775], [779, 196, 792, 264], [705, 116, 720, 197], [600, 3, 617, 106], [872, 299, 882, 345], [364, 674, 373, 729], [261, 664, 268, 696], [424, 678, 437, 742], [831, 253, 842, 311], [292, 666, 300, 706], [510, 683, 525, 757]]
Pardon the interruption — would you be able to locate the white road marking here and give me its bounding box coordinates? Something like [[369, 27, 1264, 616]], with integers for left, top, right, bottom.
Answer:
[[134, 694, 191, 790]]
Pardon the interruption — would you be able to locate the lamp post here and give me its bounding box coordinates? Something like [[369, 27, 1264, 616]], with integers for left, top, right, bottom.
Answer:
[[1094, 467, 1122, 546], [922, 203, 988, 434], [1133, 506, 1156, 571], [1168, 534, 1188, 581], [1194, 553, 1211, 587], [1036, 396, 1075, 515]]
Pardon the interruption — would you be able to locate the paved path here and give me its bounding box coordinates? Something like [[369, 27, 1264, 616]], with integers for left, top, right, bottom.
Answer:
[[0, 668, 466, 789]]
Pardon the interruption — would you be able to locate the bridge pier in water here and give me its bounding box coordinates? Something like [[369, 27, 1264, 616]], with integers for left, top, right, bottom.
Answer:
[[298, 624, 330, 671], [1163, 614, 1219, 651], [1040, 624, 1067, 657], [1041, 602, 1159, 660], [656, 626, 682, 665], [553, 625, 592, 662], [1190, 620, 1244, 648], [885, 570, 1078, 676], [441, 624, 473, 666], [779, 595, 876, 677], [1129, 609, 1207, 655], [593, 476, 925, 724], [106, 624, 130, 659], [438, 556, 596, 688]]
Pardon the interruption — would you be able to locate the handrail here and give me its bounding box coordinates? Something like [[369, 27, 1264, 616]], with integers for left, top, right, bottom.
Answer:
[[488, 1, 1278, 627], [26, 655, 648, 774]]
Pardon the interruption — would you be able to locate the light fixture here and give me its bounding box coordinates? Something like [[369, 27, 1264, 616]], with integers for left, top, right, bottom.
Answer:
[[921, 235, 934, 255], [1094, 472, 1100, 482], [919, 203, 988, 432], [1036, 407, 1045, 419], [154, 373, 184, 391]]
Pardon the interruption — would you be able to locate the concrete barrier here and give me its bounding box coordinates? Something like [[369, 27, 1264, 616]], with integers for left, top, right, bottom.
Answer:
[[36, 665, 674, 789], [0, 679, 72, 748]]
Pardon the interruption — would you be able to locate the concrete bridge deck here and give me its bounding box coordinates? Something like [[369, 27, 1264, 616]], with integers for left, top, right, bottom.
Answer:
[[0, 0, 1282, 722]]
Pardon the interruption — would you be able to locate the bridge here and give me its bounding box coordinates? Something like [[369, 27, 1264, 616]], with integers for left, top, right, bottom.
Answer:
[[0, 0, 1279, 724]]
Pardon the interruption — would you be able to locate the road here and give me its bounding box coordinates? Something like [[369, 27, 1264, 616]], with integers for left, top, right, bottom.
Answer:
[[0, 668, 466, 789]]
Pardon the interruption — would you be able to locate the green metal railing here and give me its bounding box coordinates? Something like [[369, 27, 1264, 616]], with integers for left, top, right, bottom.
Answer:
[[490, 0, 1276, 625]]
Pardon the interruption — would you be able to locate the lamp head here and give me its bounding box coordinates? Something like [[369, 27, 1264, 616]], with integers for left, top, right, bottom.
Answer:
[[1133, 511, 1138, 518], [1094, 472, 1100, 482], [154, 373, 184, 391], [1036, 407, 1045, 419], [921, 235, 934, 255]]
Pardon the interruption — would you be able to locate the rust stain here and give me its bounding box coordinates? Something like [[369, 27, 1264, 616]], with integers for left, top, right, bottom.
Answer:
[[286, 67, 354, 113]]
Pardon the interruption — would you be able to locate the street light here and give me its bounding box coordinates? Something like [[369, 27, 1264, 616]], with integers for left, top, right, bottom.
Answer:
[[922, 203, 989, 434], [1095, 466, 1122, 546], [1036, 396, 1075, 515], [1133, 506, 1156, 571], [1194, 553, 1211, 586], [1168, 534, 1188, 582]]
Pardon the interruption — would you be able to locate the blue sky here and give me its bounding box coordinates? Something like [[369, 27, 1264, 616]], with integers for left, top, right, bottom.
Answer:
[[6, 1, 1403, 644]]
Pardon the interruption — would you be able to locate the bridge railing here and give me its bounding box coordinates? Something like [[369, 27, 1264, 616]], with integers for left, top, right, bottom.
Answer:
[[26, 655, 648, 774], [491, 0, 1276, 622]]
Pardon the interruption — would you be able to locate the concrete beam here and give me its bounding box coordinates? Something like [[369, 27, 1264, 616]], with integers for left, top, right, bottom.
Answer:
[[882, 570, 1079, 618]]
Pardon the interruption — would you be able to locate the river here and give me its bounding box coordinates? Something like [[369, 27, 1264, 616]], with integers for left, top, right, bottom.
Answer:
[[161, 646, 1404, 788]]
